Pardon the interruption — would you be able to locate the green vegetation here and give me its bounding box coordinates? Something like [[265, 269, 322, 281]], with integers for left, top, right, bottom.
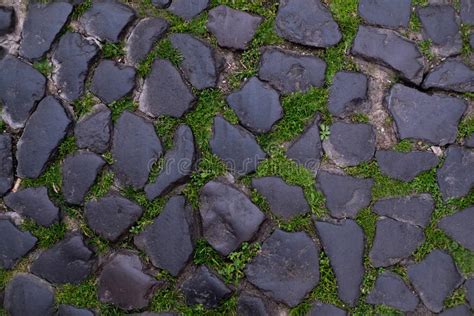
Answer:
[[21, 220, 67, 248], [109, 97, 137, 121], [102, 42, 125, 59], [461, 24, 473, 58], [418, 39, 434, 61], [350, 113, 370, 124], [71, 0, 92, 20], [137, 39, 183, 77], [33, 58, 53, 77], [458, 115, 474, 140], [73, 93, 97, 118], [393, 139, 413, 153]]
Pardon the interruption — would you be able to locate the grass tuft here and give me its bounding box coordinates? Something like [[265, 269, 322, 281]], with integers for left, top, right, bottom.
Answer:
[[33, 58, 53, 77]]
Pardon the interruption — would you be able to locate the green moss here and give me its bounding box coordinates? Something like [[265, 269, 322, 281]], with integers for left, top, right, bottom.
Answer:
[[444, 287, 466, 308], [109, 97, 136, 121], [393, 139, 413, 153], [86, 170, 114, 201], [461, 24, 473, 58], [350, 113, 370, 124], [137, 38, 183, 78], [458, 115, 474, 139], [73, 93, 97, 118], [418, 39, 434, 61], [102, 42, 125, 59], [320, 123, 331, 141], [154, 116, 181, 150], [33, 58, 53, 77], [71, 0, 92, 19], [21, 220, 67, 248], [409, 12, 422, 32]]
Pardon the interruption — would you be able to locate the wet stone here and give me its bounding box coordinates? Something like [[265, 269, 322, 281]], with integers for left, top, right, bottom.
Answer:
[[126, 17, 168, 65], [58, 305, 94, 316], [287, 117, 322, 170], [74, 104, 112, 154], [91, 60, 136, 104], [440, 305, 472, 316], [438, 206, 474, 251], [328, 71, 368, 118], [226, 77, 283, 134], [422, 59, 474, 93], [245, 229, 320, 307], [207, 5, 262, 50], [461, 0, 474, 24], [275, 0, 341, 47], [308, 302, 346, 316], [0, 134, 13, 196], [386, 84, 466, 146], [168, 0, 209, 20], [376, 150, 439, 182], [258, 47, 326, 94], [466, 279, 474, 309], [0, 220, 36, 269], [0, 6, 15, 35], [237, 295, 268, 316], [358, 0, 410, 28], [437, 146, 474, 200]]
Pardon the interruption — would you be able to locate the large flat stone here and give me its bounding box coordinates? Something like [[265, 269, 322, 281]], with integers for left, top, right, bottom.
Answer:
[[358, 0, 411, 28], [437, 146, 474, 200], [126, 17, 168, 65], [328, 71, 368, 118], [286, 116, 322, 170], [422, 59, 474, 93], [461, 0, 474, 24], [376, 150, 439, 181], [440, 305, 472, 316], [0, 134, 13, 196], [0, 219, 36, 269], [168, 0, 209, 20], [74, 103, 112, 154], [308, 302, 346, 316], [91, 60, 136, 104], [438, 207, 474, 251]]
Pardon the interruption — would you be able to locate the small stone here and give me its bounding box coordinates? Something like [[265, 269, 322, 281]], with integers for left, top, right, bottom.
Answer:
[[4, 187, 60, 227], [91, 60, 136, 104], [438, 206, 474, 251], [466, 133, 474, 148], [252, 176, 310, 220], [408, 250, 463, 313], [209, 116, 266, 176], [376, 150, 439, 182], [315, 220, 365, 306], [0, 6, 15, 35], [258, 47, 326, 94], [440, 305, 472, 316], [126, 17, 168, 65], [139, 59, 195, 118], [85, 193, 143, 242], [226, 77, 283, 134], [466, 278, 474, 309], [237, 295, 268, 316], [20, 2, 73, 60], [328, 71, 368, 118], [58, 305, 94, 316], [422, 59, 474, 93], [358, 0, 411, 28], [352, 26, 424, 84], [461, 0, 474, 24], [16, 96, 72, 179], [168, 0, 209, 20], [245, 229, 320, 307], [323, 122, 376, 167], [152, 0, 171, 9], [200, 181, 265, 255], [0, 134, 13, 196], [286, 117, 322, 170], [0, 220, 36, 269], [207, 5, 262, 50], [386, 84, 466, 146], [74, 104, 112, 154], [181, 266, 231, 308], [308, 302, 346, 316], [275, 0, 341, 47], [437, 146, 474, 200]]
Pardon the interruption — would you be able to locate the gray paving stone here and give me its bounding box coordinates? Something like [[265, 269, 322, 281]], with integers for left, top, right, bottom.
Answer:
[[91, 60, 136, 104], [466, 278, 474, 309], [438, 206, 474, 251], [308, 302, 346, 316], [461, 0, 474, 24], [0, 220, 36, 269], [440, 305, 472, 316], [466, 133, 474, 148], [0, 134, 13, 196], [58, 305, 94, 316], [126, 17, 168, 65], [0, 6, 15, 35], [437, 146, 474, 200], [422, 59, 474, 93], [358, 0, 411, 28], [286, 116, 322, 170], [151, 0, 171, 9], [168, 0, 209, 20], [376, 150, 439, 182], [237, 295, 268, 316], [328, 71, 368, 118], [74, 103, 112, 154]]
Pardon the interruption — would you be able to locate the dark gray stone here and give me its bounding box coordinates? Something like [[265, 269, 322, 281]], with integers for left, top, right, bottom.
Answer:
[[352, 26, 424, 84], [237, 295, 268, 316], [328, 71, 368, 118], [74, 103, 112, 154], [286, 117, 322, 170], [200, 181, 265, 255], [112, 111, 162, 189], [422, 59, 474, 93], [275, 0, 341, 47], [226, 77, 283, 134], [258, 47, 326, 94], [437, 146, 474, 200], [20, 2, 73, 60], [168, 0, 209, 20], [0, 220, 36, 269], [386, 84, 466, 146], [126, 17, 168, 65], [91, 60, 136, 104], [207, 5, 262, 50], [0, 134, 13, 196], [315, 220, 364, 306], [209, 116, 266, 176], [16, 96, 72, 179], [139, 59, 195, 118], [461, 0, 474, 24], [308, 302, 346, 316], [4, 187, 59, 227], [376, 150, 439, 182], [152, 0, 171, 9], [252, 176, 310, 220], [440, 305, 472, 316], [466, 133, 474, 148], [438, 207, 474, 251], [0, 6, 14, 35], [58, 305, 94, 316], [358, 0, 411, 28], [471, 33, 474, 48], [245, 229, 320, 307], [466, 278, 474, 309]]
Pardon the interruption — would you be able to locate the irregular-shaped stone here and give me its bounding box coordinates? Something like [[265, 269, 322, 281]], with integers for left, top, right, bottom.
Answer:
[[328, 71, 368, 118], [466, 278, 474, 309], [437, 146, 474, 199], [207, 5, 262, 50], [286, 117, 322, 170], [308, 302, 346, 316], [245, 229, 320, 307], [440, 305, 472, 316], [0, 6, 15, 35], [91, 60, 136, 104], [200, 181, 265, 255], [422, 59, 474, 93], [376, 150, 439, 182], [152, 0, 171, 9], [209, 116, 266, 176], [127, 17, 168, 65], [407, 250, 463, 313], [315, 220, 364, 306], [75, 104, 112, 154], [16, 96, 72, 179], [258, 47, 326, 94], [0, 134, 13, 196], [0, 219, 36, 269], [168, 0, 209, 20], [466, 133, 474, 148], [237, 295, 268, 316], [386, 84, 466, 146], [275, 0, 341, 47], [373, 194, 434, 227], [139, 59, 195, 118], [438, 207, 474, 251], [352, 26, 424, 84], [58, 305, 94, 316], [112, 111, 162, 189], [358, 0, 411, 28], [461, 0, 474, 24]]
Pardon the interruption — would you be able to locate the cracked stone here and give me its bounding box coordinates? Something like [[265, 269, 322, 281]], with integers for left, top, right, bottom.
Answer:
[[74, 103, 112, 154], [126, 17, 168, 65], [358, 0, 411, 28], [168, 0, 209, 20], [0, 220, 36, 269], [376, 150, 439, 182], [286, 116, 322, 170], [58, 305, 94, 316], [328, 71, 368, 118], [461, 0, 474, 24], [308, 302, 346, 316], [0, 134, 13, 196], [0, 6, 15, 35], [422, 59, 474, 93], [437, 146, 474, 200], [438, 206, 474, 252], [91, 60, 136, 104], [237, 295, 268, 316]]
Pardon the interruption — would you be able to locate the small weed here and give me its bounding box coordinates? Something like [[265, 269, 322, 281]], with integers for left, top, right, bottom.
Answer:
[[409, 12, 422, 32], [320, 123, 331, 141], [461, 24, 473, 58], [86, 170, 114, 201], [33, 58, 53, 77], [350, 113, 370, 124], [71, 0, 92, 19], [137, 39, 183, 77], [458, 115, 474, 140], [21, 220, 67, 248], [418, 39, 434, 61], [101, 42, 125, 59], [73, 93, 97, 118], [109, 97, 136, 121], [393, 139, 413, 153]]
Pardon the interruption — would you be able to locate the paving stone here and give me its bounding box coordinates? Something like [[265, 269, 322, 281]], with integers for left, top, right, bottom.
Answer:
[[258, 47, 326, 94], [226, 77, 283, 134], [466, 133, 474, 148], [58, 305, 94, 316], [315, 220, 364, 306], [366, 271, 419, 312], [74, 103, 112, 154], [139, 59, 195, 118], [328, 71, 368, 118], [31, 235, 94, 284], [407, 249, 463, 313], [62, 151, 105, 205], [245, 229, 320, 307], [308, 302, 346, 316], [85, 193, 143, 242], [111, 111, 162, 189], [98, 252, 158, 310], [286, 116, 322, 170], [0, 220, 36, 269], [168, 0, 209, 20], [145, 125, 195, 200], [170, 33, 222, 90], [0, 6, 15, 35], [126, 17, 168, 65], [376, 150, 439, 182], [79, 0, 135, 43], [237, 295, 268, 316], [4, 273, 55, 316], [322, 122, 376, 167], [52, 32, 99, 101], [134, 196, 195, 276], [466, 278, 474, 309], [207, 5, 262, 50], [91, 60, 136, 104], [252, 176, 310, 220], [16, 96, 72, 179], [438, 206, 474, 251], [20, 2, 73, 60], [4, 187, 60, 227], [0, 55, 46, 129], [200, 181, 265, 255], [437, 146, 474, 200], [181, 265, 231, 308], [440, 305, 472, 316], [151, 0, 171, 9], [422, 59, 474, 93], [275, 0, 341, 47], [0, 134, 13, 196], [358, 0, 411, 28], [352, 26, 424, 84], [461, 0, 474, 24], [471, 33, 474, 48], [209, 116, 266, 176], [386, 84, 466, 146]]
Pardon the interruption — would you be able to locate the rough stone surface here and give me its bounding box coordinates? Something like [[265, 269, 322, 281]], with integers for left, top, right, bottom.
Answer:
[[440, 305, 472, 316], [91, 60, 136, 104], [358, 0, 411, 28], [237, 295, 268, 316], [461, 0, 474, 24], [152, 0, 171, 9], [0, 220, 36, 269], [126, 17, 168, 65], [286, 117, 322, 170], [0, 6, 14, 35], [0, 134, 13, 196], [466, 133, 474, 148], [376, 150, 439, 182], [308, 302, 346, 316], [466, 278, 474, 309], [422, 59, 474, 93], [58, 305, 94, 316], [74, 103, 112, 154], [168, 0, 209, 20], [245, 229, 320, 307], [328, 71, 368, 118], [437, 146, 474, 200], [438, 207, 474, 251]]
